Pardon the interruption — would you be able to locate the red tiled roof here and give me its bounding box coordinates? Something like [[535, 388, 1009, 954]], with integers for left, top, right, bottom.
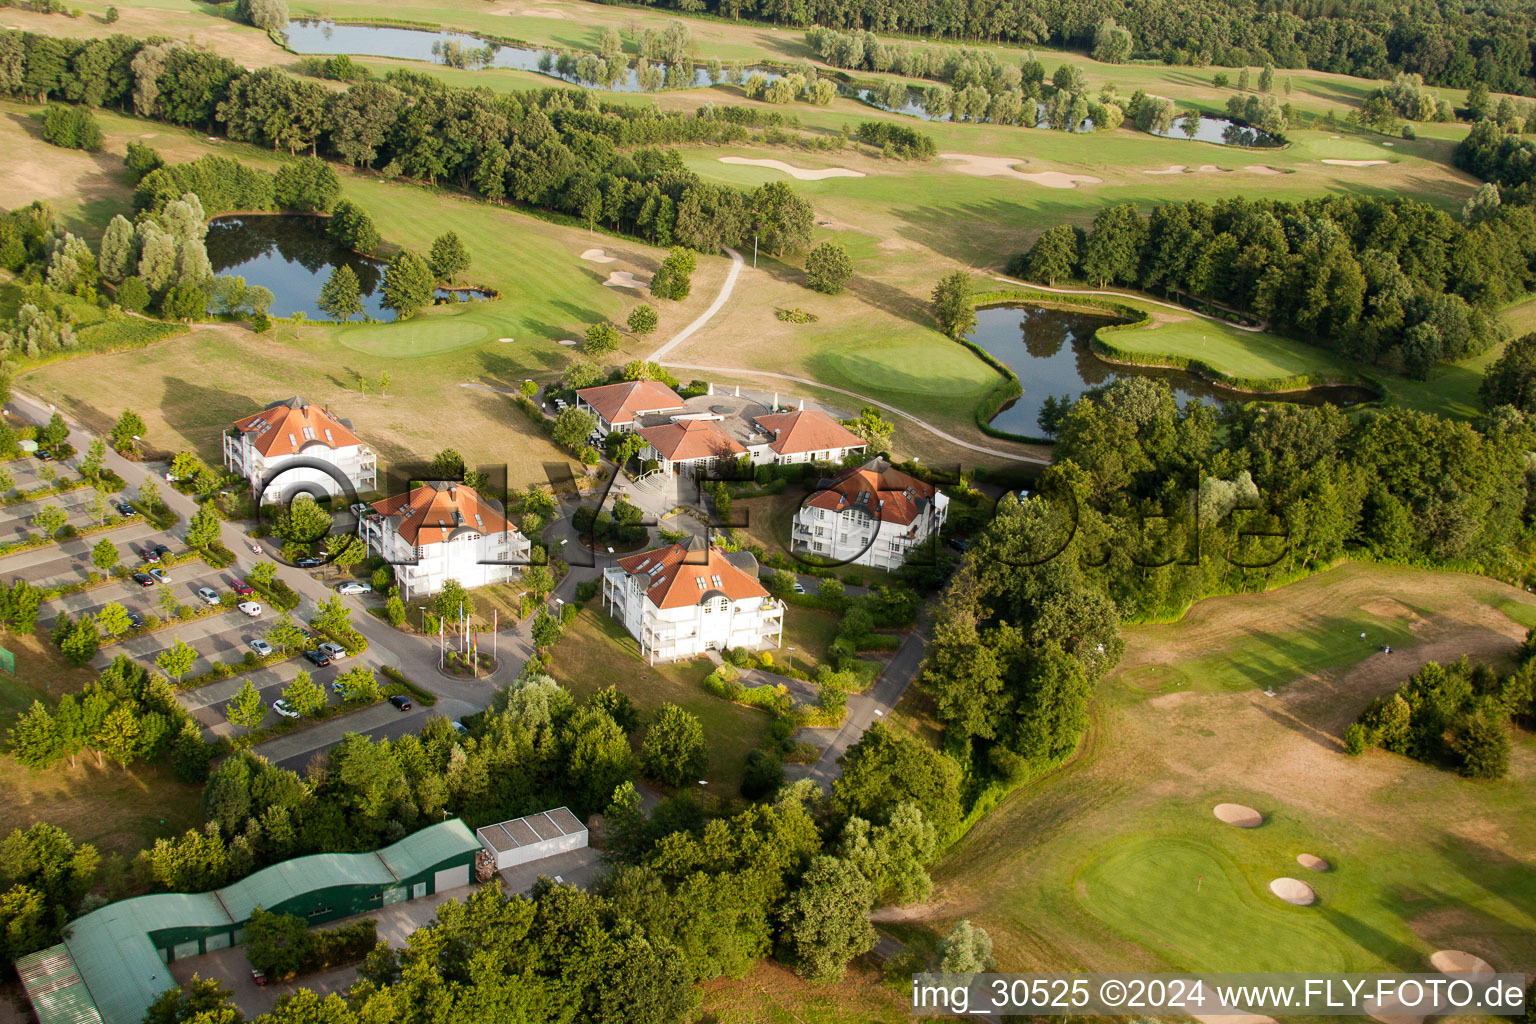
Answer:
[[637, 420, 747, 462], [805, 459, 936, 526], [616, 542, 769, 610], [754, 409, 866, 456], [232, 397, 361, 457], [575, 381, 687, 427], [370, 482, 517, 546]]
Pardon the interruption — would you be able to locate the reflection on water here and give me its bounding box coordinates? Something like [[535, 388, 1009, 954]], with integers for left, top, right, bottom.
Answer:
[[284, 20, 777, 92], [964, 304, 1375, 436], [207, 215, 482, 322]]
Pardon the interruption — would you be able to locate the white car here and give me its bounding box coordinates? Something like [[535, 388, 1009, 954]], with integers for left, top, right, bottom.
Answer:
[[237, 601, 262, 617], [248, 638, 273, 657], [271, 699, 299, 719], [335, 582, 372, 595], [793, 581, 806, 594], [318, 641, 347, 660], [196, 587, 219, 605]]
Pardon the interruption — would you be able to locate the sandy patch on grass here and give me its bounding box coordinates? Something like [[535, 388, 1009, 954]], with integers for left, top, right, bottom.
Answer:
[[557, 339, 578, 346], [1431, 950, 1494, 975], [603, 271, 650, 289], [1382, 141, 1395, 147], [719, 157, 865, 180], [520, 5, 571, 16], [580, 248, 616, 264], [1214, 802, 1263, 827], [497, 337, 516, 343], [1322, 159, 1388, 167], [1244, 165, 1283, 174], [1197, 164, 1226, 173], [1269, 877, 1317, 905], [939, 153, 1102, 188], [1145, 165, 1188, 175], [1297, 853, 1330, 871]]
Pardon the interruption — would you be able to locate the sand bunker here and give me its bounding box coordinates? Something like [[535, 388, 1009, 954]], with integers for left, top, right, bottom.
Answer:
[[1269, 877, 1316, 905], [580, 248, 616, 264], [1214, 803, 1263, 827], [1244, 165, 1282, 175], [557, 339, 578, 346], [497, 337, 515, 343], [1145, 165, 1187, 175], [1322, 159, 1388, 167], [1431, 950, 1494, 975], [1382, 141, 1395, 146], [603, 271, 649, 289], [520, 5, 571, 17], [718, 157, 865, 180], [1196, 164, 1226, 173], [1296, 853, 1330, 871], [1145, 164, 1228, 176], [939, 153, 1101, 188]]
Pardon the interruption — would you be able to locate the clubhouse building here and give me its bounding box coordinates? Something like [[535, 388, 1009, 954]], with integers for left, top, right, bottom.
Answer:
[[792, 457, 948, 570], [357, 481, 529, 600], [223, 396, 377, 502], [601, 537, 784, 663]]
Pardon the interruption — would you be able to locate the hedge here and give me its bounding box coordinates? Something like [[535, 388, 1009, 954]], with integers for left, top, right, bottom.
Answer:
[[381, 665, 436, 706]]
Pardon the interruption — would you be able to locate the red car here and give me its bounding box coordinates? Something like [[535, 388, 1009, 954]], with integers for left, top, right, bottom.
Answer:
[[231, 579, 253, 596]]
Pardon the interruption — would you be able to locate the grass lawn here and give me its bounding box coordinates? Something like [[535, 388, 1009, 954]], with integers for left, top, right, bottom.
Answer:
[[1099, 303, 1363, 385], [1120, 611, 1419, 695], [0, 629, 204, 855], [912, 562, 1536, 976], [781, 605, 841, 675], [700, 961, 912, 1023], [547, 607, 775, 795]]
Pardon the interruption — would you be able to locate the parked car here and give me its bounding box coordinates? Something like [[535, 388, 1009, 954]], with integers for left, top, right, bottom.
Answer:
[[451, 720, 468, 735], [251, 969, 267, 987], [388, 695, 412, 711], [148, 568, 170, 584], [231, 579, 253, 596], [237, 601, 262, 617], [335, 582, 371, 595], [126, 611, 144, 628], [271, 699, 299, 719], [36, 450, 52, 462], [139, 546, 160, 563], [793, 581, 806, 594], [115, 502, 137, 517], [196, 587, 219, 605], [303, 649, 330, 668], [248, 638, 273, 657], [132, 572, 154, 587], [295, 555, 323, 568], [317, 641, 347, 661], [153, 544, 170, 559]]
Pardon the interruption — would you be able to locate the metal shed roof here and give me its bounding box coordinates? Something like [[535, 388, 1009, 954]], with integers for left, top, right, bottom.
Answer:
[[376, 818, 479, 880], [15, 944, 102, 1024], [218, 851, 398, 922], [56, 820, 482, 1024]]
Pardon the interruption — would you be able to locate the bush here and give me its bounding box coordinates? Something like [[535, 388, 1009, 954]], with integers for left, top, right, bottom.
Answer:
[[626, 304, 659, 335], [1342, 722, 1369, 756], [741, 749, 785, 799], [116, 276, 149, 313], [41, 104, 103, 152]]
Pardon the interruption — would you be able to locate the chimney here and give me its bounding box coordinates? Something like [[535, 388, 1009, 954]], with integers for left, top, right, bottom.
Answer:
[[448, 484, 457, 501], [798, 398, 805, 411], [772, 391, 779, 409]]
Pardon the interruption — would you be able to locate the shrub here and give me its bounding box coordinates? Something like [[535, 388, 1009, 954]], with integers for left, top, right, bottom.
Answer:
[[41, 104, 103, 151], [741, 749, 785, 799], [626, 303, 659, 335], [1342, 722, 1369, 756]]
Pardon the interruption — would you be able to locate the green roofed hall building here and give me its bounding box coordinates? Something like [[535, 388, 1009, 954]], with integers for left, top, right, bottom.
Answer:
[[25, 819, 482, 1024]]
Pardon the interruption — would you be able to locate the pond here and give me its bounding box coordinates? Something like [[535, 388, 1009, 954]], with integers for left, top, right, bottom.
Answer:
[[964, 304, 1376, 437], [206, 215, 478, 321], [283, 20, 777, 92], [1148, 114, 1282, 147]]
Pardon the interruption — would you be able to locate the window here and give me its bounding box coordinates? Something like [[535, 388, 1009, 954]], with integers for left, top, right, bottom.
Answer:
[[710, 574, 722, 587]]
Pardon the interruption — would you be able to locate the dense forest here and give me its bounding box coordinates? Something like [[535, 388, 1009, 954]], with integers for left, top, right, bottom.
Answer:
[[0, 31, 819, 255], [926, 375, 1536, 788], [1012, 192, 1536, 378], [613, 0, 1536, 93]]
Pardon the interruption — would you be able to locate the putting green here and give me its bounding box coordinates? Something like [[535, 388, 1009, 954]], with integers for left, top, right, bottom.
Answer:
[[1076, 835, 1356, 972], [338, 316, 491, 357]]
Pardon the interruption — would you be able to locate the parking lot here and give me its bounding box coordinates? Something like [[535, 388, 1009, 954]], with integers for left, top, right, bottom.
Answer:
[[0, 522, 165, 590], [176, 652, 366, 740]]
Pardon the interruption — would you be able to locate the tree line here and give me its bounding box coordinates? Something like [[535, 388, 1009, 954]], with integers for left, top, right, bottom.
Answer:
[[1013, 192, 1536, 378], [613, 0, 1536, 92], [0, 31, 819, 258]]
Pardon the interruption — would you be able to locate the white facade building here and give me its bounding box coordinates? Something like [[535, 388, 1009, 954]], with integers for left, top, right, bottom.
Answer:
[[792, 458, 948, 571], [223, 397, 377, 501], [602, 539, 784, 664], [476, 807, 588, 870], [744, 408, 867, 466], [358, 481, 529, 600]]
